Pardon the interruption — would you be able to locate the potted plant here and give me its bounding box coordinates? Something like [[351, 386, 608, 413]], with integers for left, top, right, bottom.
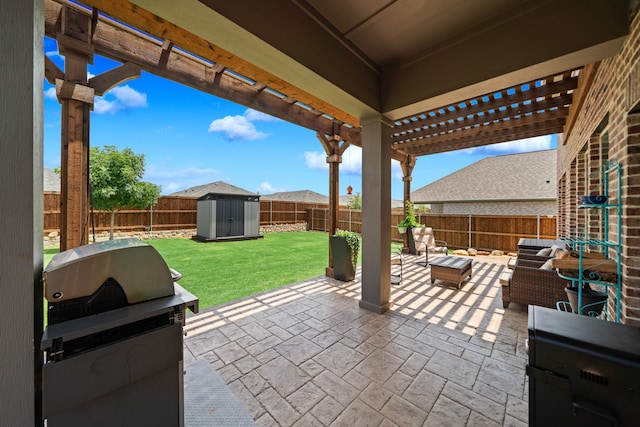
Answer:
[[330, 229, 361, 281]]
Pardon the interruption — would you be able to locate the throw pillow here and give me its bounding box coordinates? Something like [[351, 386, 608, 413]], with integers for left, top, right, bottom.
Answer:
[[536, 247, 552, 257], [549, 245, 561, 257], [539, 259, 554, 270]]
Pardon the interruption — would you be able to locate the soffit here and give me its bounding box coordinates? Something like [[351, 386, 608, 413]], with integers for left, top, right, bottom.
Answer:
[[77, 0, 631, 156]]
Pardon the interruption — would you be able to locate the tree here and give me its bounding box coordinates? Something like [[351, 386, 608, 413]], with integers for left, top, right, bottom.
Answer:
[[346, 192, 362, 210], [90, 145, 161, 239]]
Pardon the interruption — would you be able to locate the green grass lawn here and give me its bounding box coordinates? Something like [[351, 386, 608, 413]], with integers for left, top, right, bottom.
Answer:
[[43, 231, 365, 310], [145, 232, 329, 308]]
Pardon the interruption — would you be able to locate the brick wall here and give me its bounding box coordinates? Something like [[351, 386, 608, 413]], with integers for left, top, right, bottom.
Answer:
[[560, 7, 640, 325]]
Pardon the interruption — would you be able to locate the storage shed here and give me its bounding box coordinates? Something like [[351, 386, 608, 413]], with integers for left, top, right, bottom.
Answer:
[[194, 193, 262, 242]]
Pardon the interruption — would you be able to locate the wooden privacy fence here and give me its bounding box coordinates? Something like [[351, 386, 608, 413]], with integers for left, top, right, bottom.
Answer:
[[44, 193, 327, 235], [307, 209, 557, 253], [44, 192, 556, 251], [44, 193, 198, 234]]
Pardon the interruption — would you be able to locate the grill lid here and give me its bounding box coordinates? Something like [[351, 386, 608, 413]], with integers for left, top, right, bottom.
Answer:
[[44, 239, 175, 304]]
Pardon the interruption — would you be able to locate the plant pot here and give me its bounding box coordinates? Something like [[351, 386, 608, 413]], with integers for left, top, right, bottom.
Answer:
[[565, 286, 607, 316], [397, 226, 407, 234], [330, 235, 356, 281]]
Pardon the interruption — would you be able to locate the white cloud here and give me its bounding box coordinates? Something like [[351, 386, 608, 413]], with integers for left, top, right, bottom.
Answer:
[[342, 146, 362, 175], [484, 135, 553, 152], [44, 87, 57, 100], [391, 160, 404, 180], [258, 182, 286, 194], [208, 115, 266, 140], [110, 85, 148, 107], [93, 84, 148, 115], [304, 151, 328, 170], [304, 146, 363, 175], [461, 135, 554, 155], [207, 108, 274, 141]]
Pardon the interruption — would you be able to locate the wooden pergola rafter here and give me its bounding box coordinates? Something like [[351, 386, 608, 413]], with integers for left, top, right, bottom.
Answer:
[[391, 69, 581, 156]]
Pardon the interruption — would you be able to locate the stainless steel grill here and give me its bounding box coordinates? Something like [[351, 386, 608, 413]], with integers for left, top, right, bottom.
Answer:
[[41, 238, 198, 427]]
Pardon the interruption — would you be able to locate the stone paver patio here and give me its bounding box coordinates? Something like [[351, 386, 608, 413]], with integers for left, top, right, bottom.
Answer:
[[183, 254, 529, 426]]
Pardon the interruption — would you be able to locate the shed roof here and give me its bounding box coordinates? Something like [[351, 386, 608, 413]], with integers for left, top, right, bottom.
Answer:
[[412, 149, 557, 203], [169, 181, 257, 198]]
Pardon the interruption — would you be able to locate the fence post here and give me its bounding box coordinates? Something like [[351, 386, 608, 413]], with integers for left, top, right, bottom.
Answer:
[[324, 208, 328, 232], [295, 202, 298, 224], [468, 214, 472, 249], [270, 200, 273, 225], [537, 215, 540, 239], [349, 209, 352, 231]]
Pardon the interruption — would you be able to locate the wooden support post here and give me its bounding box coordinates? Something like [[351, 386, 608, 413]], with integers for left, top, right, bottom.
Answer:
[[317, 132, 349, 277], [58, 57, 92, 251], [57, 6, 95, 250], [55, 6, 143, 250]]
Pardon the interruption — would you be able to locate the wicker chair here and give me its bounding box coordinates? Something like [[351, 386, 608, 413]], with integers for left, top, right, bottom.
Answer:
[[502, 258, 571, 309]]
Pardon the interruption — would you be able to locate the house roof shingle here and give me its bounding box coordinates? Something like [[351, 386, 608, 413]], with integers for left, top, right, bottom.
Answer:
[[169, 181, 257, 198], [411, 149, 557, 203], [44, 168, 60, 192], [261, 190, 328, 204]]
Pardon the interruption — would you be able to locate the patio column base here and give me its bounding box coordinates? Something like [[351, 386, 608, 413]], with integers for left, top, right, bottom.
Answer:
[[325, 267, 334, 278], [359, 299, 392, 314]]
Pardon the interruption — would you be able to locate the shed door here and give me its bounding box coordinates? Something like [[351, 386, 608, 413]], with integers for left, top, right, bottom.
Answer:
[[217, 199, 244, 237]]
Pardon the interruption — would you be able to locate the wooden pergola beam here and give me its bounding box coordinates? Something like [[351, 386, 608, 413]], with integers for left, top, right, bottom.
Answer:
[[89, 62, 141, 96], [402, 119, 566, 156], [563, 62, 600, 141], [64, 0, 359, 127], [397, 107, 568, 152], [44, 55, 64, 84], [45, 0, 361, 145]]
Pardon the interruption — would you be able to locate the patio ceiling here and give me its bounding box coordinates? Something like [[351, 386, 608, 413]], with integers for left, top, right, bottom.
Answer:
[[70, 0, 629, 156]]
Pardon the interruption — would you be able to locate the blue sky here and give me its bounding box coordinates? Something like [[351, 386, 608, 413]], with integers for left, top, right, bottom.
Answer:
[[43, 37, 557, 200]]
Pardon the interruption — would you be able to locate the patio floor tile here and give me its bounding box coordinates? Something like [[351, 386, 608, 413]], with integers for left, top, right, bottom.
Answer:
[[184, 254, 530, 425]]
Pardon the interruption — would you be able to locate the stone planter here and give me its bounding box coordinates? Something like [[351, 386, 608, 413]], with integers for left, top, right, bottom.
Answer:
[[330, 235, 356, 281]]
